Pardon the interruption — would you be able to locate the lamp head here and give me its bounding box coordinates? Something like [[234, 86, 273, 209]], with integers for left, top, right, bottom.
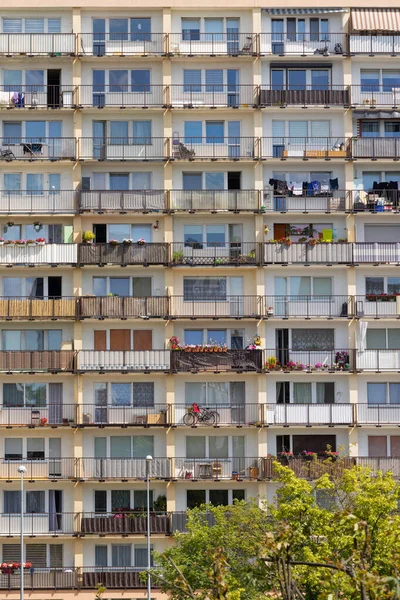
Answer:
[[146, 455, 153, 461], [17, 466, 27, 474]]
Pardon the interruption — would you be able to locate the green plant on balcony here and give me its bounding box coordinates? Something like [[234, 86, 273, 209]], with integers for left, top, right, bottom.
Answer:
[[172, 249, 184, 263], [153, 494, 167, 513], [82, 230, 95, 243]]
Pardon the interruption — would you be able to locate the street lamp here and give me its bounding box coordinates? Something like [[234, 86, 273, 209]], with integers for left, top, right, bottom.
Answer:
[[17, 465, 27, 600], [145, 455, 153, 600]]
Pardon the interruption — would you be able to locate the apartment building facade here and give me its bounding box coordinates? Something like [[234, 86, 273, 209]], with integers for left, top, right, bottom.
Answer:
[[0, 1, 398, 598]]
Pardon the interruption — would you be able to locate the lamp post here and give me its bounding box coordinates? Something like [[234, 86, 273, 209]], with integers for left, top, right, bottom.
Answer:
[[17, 465, 27, 600], [145, 455, 153, 600]]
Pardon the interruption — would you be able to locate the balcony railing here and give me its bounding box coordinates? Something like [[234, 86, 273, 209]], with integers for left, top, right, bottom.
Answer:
[[260, 137, 350, 160], [356, 349, 400, 371], [0, 86, 76, 109], [0, 33, 76, 56], [263, 242, 353, 265], [0, 243, 77, 265], [171, 137, 257, 160], [357, 404, 400, 425], [78, 296, 168, 319], [265, 349, 354, 372], [0, 190, 76, 214], [0, 568, 78, 590], [80, 511, 170, 535], [170, 190, 260, 212], [171, 242, 258, 266], [356, 457, 400, 477], [259, 33, 346, 56], [353, 243, 400, 264], [81, 567, 153, 589], [266, 403, 355, 426], [349, 34, 400, 55], [174, 403, 265, 426], [263, 295, 352, 319], [0, 459, 76, 480], [78, 33, 166, 56], [78, 137, 166, 161], [79, 457, 171, 480], [259, 85, 350, 107], [78, 242, 169, 266], [0, 512, 76, 536], [78, 189, 167, 213], [78, 85, 166, 108], [169, 84, 257, 108], [0, 296, 77, 320], [169, 295, 263, 319], [262, 457, 356, 479], [0, 404, 75, 427], [173, 457, 261, 480], [171, 349, 263, 372], [352, 137, 400, 159], [355, 294, 400, 318], [79, 404, 171, 426], [351, 85, 400, 108], [0, 138, 75, 160], [0, 350, 75, 373], [169, 33, 257, 56], [77, 349, 170, 372]]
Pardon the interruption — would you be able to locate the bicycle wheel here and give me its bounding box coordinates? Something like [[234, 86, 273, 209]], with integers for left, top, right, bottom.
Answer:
[[203, 411, 216, 425], [183, 412, 196, 426]]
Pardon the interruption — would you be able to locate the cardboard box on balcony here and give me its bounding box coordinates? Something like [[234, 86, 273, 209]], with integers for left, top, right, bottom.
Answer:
[[305, 150, 347, 158], [147, 412, 166, 425]]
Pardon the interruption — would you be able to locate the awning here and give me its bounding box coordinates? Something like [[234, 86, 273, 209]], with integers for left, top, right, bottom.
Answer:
[[351, 8, 400, 32], [354, 111, 400, 119], [263, 8, 348, 15]]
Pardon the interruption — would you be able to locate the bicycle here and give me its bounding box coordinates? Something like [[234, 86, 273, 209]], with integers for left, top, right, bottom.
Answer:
[[183, 404, 220, 426]]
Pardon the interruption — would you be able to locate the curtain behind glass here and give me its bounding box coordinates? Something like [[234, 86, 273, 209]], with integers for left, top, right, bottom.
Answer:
[[293, 382, 311, 404], [209, 436, 228, 457], [186, 436, 205, 458], [110, 436, 131, 458], [112, 545, 131, 567]]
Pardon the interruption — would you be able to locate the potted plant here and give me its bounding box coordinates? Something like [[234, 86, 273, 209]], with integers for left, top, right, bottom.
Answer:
[[302, 451, 317, 462], [308, 238, 318, 246], [267, 306, 274, 317], [16, 239, 26, 246], [172, 249, 183, 263], [40, 417, 47, 426], [279, 451, 294, 464], [36, 238, 46, 245], [281, 237, 292, 247], [123, 238, 133, 245], [315, 362, 323, 371], [153, 494, 167, 513], [26, 239, 36, 246], [268, 239, 277, 244], [169, 336, 180, 350], [0, 238, 4, 246], [82, 231, 95, 244], [4, 239, 15, 245], [137, 238, 146, 245], [109, 239, 120, 246]]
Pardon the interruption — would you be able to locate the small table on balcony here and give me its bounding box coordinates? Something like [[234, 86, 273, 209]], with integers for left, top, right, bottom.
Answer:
[[198, 463, 213, 479]]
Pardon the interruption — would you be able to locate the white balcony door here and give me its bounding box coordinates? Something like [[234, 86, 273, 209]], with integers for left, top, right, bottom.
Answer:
[[229, 276, 243, 316]]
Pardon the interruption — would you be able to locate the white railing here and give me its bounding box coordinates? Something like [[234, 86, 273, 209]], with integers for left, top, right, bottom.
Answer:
[[77, 350, 170, 371], [356, 350, 400, 371], [267, 403, 354, 425], [0, 243, 76, 264]]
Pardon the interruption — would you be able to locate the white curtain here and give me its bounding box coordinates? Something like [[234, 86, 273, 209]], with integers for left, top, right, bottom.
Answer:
[[357, 321, 368, 352], [293, 382, 312, 404]]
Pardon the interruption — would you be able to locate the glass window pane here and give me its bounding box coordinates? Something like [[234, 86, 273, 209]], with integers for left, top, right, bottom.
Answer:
[[206, 225, 225, 246], [293, 382, 312, 404], [5, 437, 22, 459], [27, 437, 45, 459], [26, 174, 43, 194], [388, 329, 400, 349], [111, 544, 131, 567], [183, 277, 227, 301], [131, 70, 150, 93], [360, 70, 379, 92], [187, 490, 206, 509], [110, 436, 131, 457], [206, 121, 224, 143], [25, 19, 44, 33], [4, 491, 21, 513], [134, 490, 153, 510], [205, 172, 224, 190], [111, 489, 130, 512], [209, 490, 229, 506], [366, 329, 386, 349], [3, 278, 22, 297], [3, 122, 22, 143], [388, 278, 400, 295], [132, 277, 151, 297], [109, 173, 129, 191], [389, 383, 400, 405], [132, 435, 153, 458], [109, 121, 128, 145], [25, 330, 44, 351], [209, 436, 228, 457], [184, 225, 203, 247], [316, 382, 335, 404], [382, 70, 400, 93], [3, 224, 21, 241], [288, 70, 306, 91], [26, 70, 44, 90], [185, 382, 206, 405], [48, 19, 61, 33], [111, 383, 131, 406], [25, 121, 46, 141], [232, 489, 245, 502], [183, 172, 202, 190], [25, 383, 46, 407], [3, 330, 21, 350], [110, 278, 130, 296], [184, 330, 203, 345], [131, 224, 152, 242], [108, 223, 131, 242], [271, 70, 284, 91], [207, 330, 227, 345], [131, 18, 151, 42], [131, 173, 151, 190], [183, 70, 201, 93], [366, 277, 384, 295], [313, 278, 332, 296], [292, 329, 334, 350], [26, 490, 45, 513], [109, 19, 128, 41], [367, 382, 386, 405], [94, 383, 107, 407], [182, 18, 200, 41], [207, 382, 229, 405], [4, 70, 22, 90], [93, 277, 107, 296], [290, 277, 311, 296], [385, 121, 400, 137], [361, 121, 380, 138], [132, 121, 151, 144], [205, 70, 223, 93], [132, 383, 154, 407], [109, 70, 128, 92], [3, 19, 22, 33], [186, 436, 205, 458], [3, 383, 24, 407], [4, 173, 21, 192], [184, 121, 202, 144]]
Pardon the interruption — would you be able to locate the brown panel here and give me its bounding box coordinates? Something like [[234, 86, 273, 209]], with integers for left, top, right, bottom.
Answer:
[[110, 329, 131, 351], [94, 330, 107, 351], [368, 436, 387, 458], [133, 330, 153, 351], [390, 436, 400, 458], [274, 224, 287, 240]]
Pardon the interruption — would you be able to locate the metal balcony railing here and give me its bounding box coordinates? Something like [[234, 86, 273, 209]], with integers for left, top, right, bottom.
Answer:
[[353, 243, 400, 264], [351, 85, 400, 108], [263, 295, 353, 319], [349, 34, 400, 55], [78, 242, 169, 266], [78, 404, 171, 427], [0, 459, 76, 480], [77, 349, 170, 372], [259, 32, 346, 56], [170, 189, 260, 212], [356, 349, 400, 371], [0, 190, 76, 214], [80, 511, 170, 535], [0, 243, 77, 265], [169, 84, 257, 108], [169, 33, 257, 56], [259, 85, 350, 107], [81, 567, 155, 589], [78, 137, 166, 160], [264, 349, 354, 372], [0, 512, 76, 536], [352, 137, 400, 159], [0, 86, 76, 109], [77, 85, 166, 108], [261, 457, 356, 480], [0, 138, 75, 160], [78, 189, 167, 213], [79, 457, 171, 480], [356, 404, 400, 425], [169, 295, 263, 319], [171, 242, 259, 266], [173, 457, 261, 480], [355, 457, 400, 476], [266, 403, 355, 426], [174, 403, 265, 426], [263, 242, 353, 265], [354, 294, 400, 318], [0, 350, 75, 372], [0, 296, 77, 319], [171, 349, 263, 372], [78, 33, 166, 56], [0, 404, 76, 427], [260, 137, 350, 160], [0, 33, 76, 56], [170, 137, 257, 160], [0, 568, 78, 590], [78, 295, 169, 319]]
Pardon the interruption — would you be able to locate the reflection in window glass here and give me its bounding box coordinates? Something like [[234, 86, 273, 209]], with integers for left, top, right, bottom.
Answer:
[[111, 383, 131, 406]]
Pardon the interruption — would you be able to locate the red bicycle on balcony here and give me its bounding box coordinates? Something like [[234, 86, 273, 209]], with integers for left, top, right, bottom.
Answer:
[[183, 403, 220, 426]]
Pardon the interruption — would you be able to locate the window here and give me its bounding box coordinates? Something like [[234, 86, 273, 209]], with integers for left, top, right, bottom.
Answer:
[[361, 121, 379, 138], [4, 491, 21, 513], [291, 329, 334, 350], [111, 383, 131, 406], [3, 383, 47, 407], [2, 330, 61, 351], [206, 121, 224, 144], [111, 490, 130, 512], [186, 489, 244, 508], [184, 121, 202, 144], [368, 382, 400, 405], [26, 490, 45, 513], [205, 172, 224, 189], [4, 173, 21, 192], [132, 121, 151, 145], [205, 18, 223, 41], [110, 277, 130, 296], [184, 70, 201, 93], [186, 436, 206, 458], [293, 382, 312, 404], [25, 19, 44, 33], [131, 18, 151, 42], [27, 438, 45, 460], [184, 225, 203, 248], [366, 329, 400, 349], [205, 70, 223, 92], [385, 122, 400, 137], [209, 490, 229, 505], [131, 172, 152, 190], [366, 277, 400, 296], [183, 277, 227, 301], [3, 18, 22, 33], [26, 70, 45, 90], [110, 121, 128, 145], [110, 18, 128, 41], [112, 544, 131, 567], [280, 276, 332, 297], [3, 122, 22, 143], [109, 70, 128, 92], [183, 172, 202, 190], [132, 383, 154, 407], [5, 438, 22, 460], [131, 70, 150, 93], [182, 18, 200, 41], [207, 225, 225, 247], [382, 70, 400, 92], [187, 489, 206, 509]]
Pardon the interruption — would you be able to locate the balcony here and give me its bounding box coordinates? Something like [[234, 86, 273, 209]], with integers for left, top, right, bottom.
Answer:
[[0, 33, 76, 56], [351, 85, 400, 108], [0, 404, 75, 427], [169, 33, 257, 56], [78, 295, 168, 319], [0, 138, 75, 160], [169, 295, 263, 319], [169, 85, 257, 108], [353, 137, 400, 160], [265, 349, 354, 372], [171, 349, 262, 372], [170, 137, 257, 160], [0, 459, 76, 480], [174, 403, 265, 427], [0, 297, 76, 320], [262, 190, 400, 214], [356, 349, 400, 371], [173, 457, 261, 480], [80, 511, 170, 535], [259, 33, 346, 56], [260, 137, 350, 160], [77, 349, 170, 372], [78, 137, 166, 161], [79, 457, 171, 480], [263, 242, 353, 265], [78, 189, 167, 213], [78, 33, 166, 56], [357, 404, 400, 425], [0, 350, 75, 373], [78, 85, 166, 108], [79, 404, 171, 426], [0, 512, 76, 536], [170, 190, 260, 212], [355, 294, 400, 318], [356, 457, 400, 477], [263, 295, 352, 319], [265, 403, 355, 426], [353, 243, 400, 264], [0, 190, 76, 214], [171, 242, 258, 266], [78, 242, 169, 266], [349, 34, 400, 55], [261, 457, 356, 480], [259, 85, 350, 107], [81, 567, 152, 589], [0, 86, 76, 109], [0, 243, 77, 265], [0, 568, 77, 590]]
